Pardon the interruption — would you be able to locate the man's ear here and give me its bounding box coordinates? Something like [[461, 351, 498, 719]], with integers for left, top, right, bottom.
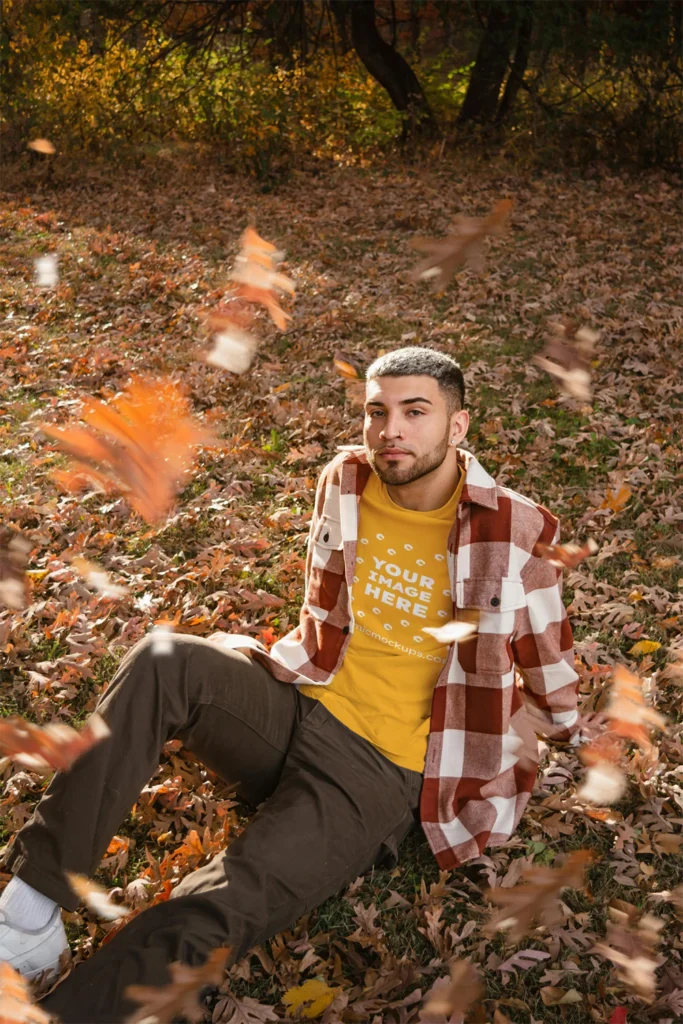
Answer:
[[450, 408, 469, 445]]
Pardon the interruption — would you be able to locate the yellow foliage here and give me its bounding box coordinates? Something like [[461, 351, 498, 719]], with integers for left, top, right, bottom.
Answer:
[[628, 640, 662, 656], [282, 978, 341, 1019]]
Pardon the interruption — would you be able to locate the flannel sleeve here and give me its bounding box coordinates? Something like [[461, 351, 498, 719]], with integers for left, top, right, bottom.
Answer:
[[511, 521, 580, 742]]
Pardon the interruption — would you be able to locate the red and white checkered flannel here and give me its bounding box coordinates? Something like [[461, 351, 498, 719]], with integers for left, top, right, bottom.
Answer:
[[225, 446, 579, 869]]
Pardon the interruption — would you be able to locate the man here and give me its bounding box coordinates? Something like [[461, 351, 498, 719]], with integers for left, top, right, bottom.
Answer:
[[0, 347, 579, 1022]]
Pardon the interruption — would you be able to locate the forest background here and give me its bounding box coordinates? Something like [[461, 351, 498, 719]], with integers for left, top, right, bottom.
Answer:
[[1, 2, 682, 1023]]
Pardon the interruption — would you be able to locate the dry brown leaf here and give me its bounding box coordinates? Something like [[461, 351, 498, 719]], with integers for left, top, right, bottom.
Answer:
[[410, 198, 513, 290], [0, 530, 31, 610], [0, 713, 110, 773], [0, 962, 52, 1024], [124, 947, 230, 1024], [39, 377, 212, 524], [484, 850, 594, 941]]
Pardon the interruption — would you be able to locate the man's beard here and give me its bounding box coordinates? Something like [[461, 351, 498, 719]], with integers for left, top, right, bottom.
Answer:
[[367, 430, 450, 486]]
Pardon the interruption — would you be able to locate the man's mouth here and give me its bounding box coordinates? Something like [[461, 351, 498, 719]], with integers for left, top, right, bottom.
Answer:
[[379, 448, 412, 458]]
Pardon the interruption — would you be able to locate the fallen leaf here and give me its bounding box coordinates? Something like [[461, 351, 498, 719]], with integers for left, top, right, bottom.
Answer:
[[282, 978, 341, 1019], [628, 640, 661, 656], [540, 986, 583, 1006]]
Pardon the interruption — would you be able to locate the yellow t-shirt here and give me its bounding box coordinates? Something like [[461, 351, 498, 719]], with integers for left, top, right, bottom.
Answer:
[[299, 468, 465, 772]]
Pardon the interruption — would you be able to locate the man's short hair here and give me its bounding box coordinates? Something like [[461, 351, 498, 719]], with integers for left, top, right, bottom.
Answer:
[[365, 347, 466, 413]]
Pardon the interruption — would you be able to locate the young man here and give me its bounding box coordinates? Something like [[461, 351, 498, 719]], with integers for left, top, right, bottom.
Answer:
[[0, 348, 579, 1022]]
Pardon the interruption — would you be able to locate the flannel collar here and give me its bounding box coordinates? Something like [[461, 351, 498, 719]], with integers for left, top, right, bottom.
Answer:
[[335, 445, 499, 511]]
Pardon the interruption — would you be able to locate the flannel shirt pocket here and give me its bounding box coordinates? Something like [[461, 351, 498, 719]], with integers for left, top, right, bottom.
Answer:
[[313, 515, 343, 551], [457, 576, 526, 676]]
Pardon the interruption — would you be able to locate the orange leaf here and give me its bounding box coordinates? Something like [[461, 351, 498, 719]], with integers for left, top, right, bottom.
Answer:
[[0, 962, 52, 1024], [40, 377, 212, 523], [0, 713, 110, 773], [534, 538, 598, 569], [600, 485, 632, 513]]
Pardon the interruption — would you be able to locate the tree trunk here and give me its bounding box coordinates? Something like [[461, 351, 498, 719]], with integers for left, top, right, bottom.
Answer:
[[495, 3, 533, 124], [458, 2, 516, 124], [334, 0, 436, 136]]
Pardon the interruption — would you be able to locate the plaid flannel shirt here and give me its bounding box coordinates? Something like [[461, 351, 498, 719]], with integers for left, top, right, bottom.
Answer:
[[222, 446, 579, 869]]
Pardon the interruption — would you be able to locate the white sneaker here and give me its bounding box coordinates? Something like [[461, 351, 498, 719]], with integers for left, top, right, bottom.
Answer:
[[0, 906, 69, 980]]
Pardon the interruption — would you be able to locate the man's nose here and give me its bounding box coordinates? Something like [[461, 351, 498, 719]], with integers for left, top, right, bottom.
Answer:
[[379, 420, 401, 439]]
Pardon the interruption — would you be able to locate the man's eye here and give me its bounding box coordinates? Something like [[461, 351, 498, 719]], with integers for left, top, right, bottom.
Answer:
[[408, 410, 424, 416]]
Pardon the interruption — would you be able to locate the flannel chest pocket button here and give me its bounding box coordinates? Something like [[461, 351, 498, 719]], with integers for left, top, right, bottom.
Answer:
[[490, 596, 500, 607]]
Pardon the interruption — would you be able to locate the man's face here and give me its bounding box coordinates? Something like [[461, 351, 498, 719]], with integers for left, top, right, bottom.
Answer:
[[363, 375, 460, 486]]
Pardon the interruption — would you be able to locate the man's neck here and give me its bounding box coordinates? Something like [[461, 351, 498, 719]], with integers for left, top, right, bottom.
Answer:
[[386, 460, 461, 512]]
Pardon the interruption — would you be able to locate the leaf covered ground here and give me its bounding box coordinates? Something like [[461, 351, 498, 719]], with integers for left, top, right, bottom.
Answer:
[[1, 157, 682, 1023]]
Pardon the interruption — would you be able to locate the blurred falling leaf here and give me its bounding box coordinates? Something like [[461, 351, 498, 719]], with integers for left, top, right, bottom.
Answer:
[[39, 377, 213, 524], [71, 556, 129, 599], [0, 713, 110, 773], [422, 620, 478, 645], [28, 138, 55, 154], [534, 538, 598, 569], [34, 254, 58, 288], [594, 903, 664, 1002], [66, 873, 129, 921], [533, 319, 597, 402], [577, 762, 627, 806], [125, 947, 230, 1024], [229, 226, 294, 330], [206, 326, 258, 374], [484, 850, 594, 942], [0, 962, 52, 1024], [150, 623, 176, 656], [410, 199, 513, 289], [420, 959, 482, 1023], [0, 530, 31, 610]]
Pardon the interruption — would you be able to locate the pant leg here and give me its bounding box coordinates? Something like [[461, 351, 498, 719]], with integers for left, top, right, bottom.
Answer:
[[5, 634, 306, 910], [41, 700, 423, 1024]]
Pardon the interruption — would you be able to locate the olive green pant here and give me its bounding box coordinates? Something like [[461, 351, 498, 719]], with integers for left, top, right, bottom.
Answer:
[[6, 635, 422, 1023]]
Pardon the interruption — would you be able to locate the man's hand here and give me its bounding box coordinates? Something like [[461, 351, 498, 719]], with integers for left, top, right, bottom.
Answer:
[[207, 632, 255, 658]]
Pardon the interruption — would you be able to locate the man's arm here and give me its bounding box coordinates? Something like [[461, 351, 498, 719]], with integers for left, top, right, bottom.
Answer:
[[511, 522, 580, 743]]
